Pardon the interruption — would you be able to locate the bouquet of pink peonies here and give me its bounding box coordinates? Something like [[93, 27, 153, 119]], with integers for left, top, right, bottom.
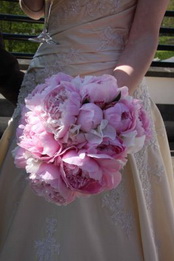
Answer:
[[13, 73, 151, 205]]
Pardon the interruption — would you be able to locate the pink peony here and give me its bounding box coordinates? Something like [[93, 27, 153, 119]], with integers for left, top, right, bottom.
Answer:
[[27, 72, 73, 99], [45, 72, 73, 87], [42, 83, 81, 140], [136, 107, 151, 138], [12, 146, 28, 168], [85, 120, 116, 146], [104, 99, 137, 134], [77, 103, 103, 132], [61, 150, 103, 194], [17, 111, 61, 162], [95, 138, 127, 161], [66, 125, 87, 148], [94, 158, 122, 189], [121, 131, 145, 153], [30, 163, 76, 205], [26, 85, 81, 141], [60, 149, 122, 194], [80, 74, 120, 105]]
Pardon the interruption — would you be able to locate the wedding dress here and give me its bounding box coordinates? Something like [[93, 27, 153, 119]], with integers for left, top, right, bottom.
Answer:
[[0, 0, 174, 260]]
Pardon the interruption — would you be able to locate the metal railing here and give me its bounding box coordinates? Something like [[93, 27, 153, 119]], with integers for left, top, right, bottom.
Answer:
[[152, 10, 174, 69]]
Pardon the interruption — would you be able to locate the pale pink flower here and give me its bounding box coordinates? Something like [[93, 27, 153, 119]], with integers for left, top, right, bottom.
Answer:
[[104, 99, 137, 134], [94, 158, 122, 190], [27, 72, 73, 99], [12, 146, 28, 168], [95, 138, 127, 160], [17, 111, 61, 161], [85, 120, 116, 146], [77, 103, 103, 132], [121, 131, 145, 153], [45, 72, 73, 88], [136, 107, 151, 138], [30, 163, 76, 205], [61, 150, 103, 194], [25, 73, 81, 141], [60, 149, 122, 194], [42, 83, 81, 139], [80, 74, 120, 104], [65, 125, 87, 149]]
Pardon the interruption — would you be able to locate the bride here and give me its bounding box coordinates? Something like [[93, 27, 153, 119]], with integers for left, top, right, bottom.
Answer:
[[0, 0, 174, 260]]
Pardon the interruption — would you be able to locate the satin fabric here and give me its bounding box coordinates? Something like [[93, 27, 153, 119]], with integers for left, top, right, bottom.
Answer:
[[0, 0, 174, 260]]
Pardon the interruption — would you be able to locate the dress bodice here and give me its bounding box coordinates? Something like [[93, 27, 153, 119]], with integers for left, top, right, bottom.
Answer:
[[49, 0, 137, 35], [15, 0, 138, 117], [34, 0, 137, 75]]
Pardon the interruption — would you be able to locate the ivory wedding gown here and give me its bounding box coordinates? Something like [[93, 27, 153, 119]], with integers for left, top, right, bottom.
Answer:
[[0, 0, 174, 260]]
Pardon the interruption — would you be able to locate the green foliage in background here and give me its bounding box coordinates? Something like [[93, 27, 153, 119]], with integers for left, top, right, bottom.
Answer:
[[0, 1, 42, 53], [0, 0, 174, 60], [155, 0, 174, 60]]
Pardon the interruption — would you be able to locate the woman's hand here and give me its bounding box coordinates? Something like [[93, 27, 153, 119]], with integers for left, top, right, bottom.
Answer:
[[113, 0, 170, 94], [19, 0, 44, 20]]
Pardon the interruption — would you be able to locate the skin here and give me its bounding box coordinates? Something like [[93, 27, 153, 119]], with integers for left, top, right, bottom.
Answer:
[[19, 0, 170, 93], [19, 0, 44, 19]]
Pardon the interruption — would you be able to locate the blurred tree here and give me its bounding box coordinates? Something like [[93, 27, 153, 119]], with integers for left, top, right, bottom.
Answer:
[[155, 0, 174, 59], [0, 0, 42, 53]]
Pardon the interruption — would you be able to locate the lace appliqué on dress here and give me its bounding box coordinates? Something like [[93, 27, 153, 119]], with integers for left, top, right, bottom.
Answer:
[[13, 71, 36, 118], [133, 79, 165, 208], [50, 0, 120, 28], [96, 26, 125, 52], [34, 218, 60, 261], [85, 0, 120, 17], [102, 176, 135, 238], [102, 79, 166, 238], [13, 48, 82, 119]]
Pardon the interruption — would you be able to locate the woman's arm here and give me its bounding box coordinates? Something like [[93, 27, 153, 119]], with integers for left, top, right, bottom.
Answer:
[[19, 0, 44, 20], [113, 0, 170, 94]]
